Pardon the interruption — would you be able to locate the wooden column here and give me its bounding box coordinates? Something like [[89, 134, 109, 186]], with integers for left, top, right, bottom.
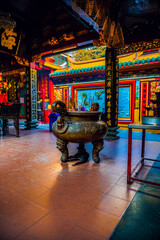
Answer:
[[24, 64, 38, 129], [105, 48, 119, 139]]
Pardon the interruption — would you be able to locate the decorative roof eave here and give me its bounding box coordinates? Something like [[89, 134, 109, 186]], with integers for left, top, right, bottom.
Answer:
[[49, 56, 160, 77], [44, 61, 62, 70], [119, 57, 160, 67], [119, 61, 160, 73], [49, 65, 105, 77], [67, 56, 105, 65]]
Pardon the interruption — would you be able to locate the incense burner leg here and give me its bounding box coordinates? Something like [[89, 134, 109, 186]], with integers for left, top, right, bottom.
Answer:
[[92, 139, 104, 163], [68, 143, 89, 166], [14, 118, 19, 137], [56, 138, 68, 162], [3, 119, 9, 135]]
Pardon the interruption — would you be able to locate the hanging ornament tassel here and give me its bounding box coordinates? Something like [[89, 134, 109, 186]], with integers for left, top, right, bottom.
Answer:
[[112, 23, 124, 48], [117, 23, 124, 46], [95, 5, 105, 27], [85, 0, 95, 16], [103, 17, 111, 45], [108, 21, 116, 45], [72, 0, 77, 10]]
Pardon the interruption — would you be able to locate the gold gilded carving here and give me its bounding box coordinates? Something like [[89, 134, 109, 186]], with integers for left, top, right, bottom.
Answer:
[[42, 32, 75, 47], [76, 30, 88, 37], [106, 89, 111, 94], [32, 54, 42, 62], [49, 37, 59, 45], [14, 56, 29, 66], [107, 101, 111, 107], [107, 120, 111, 126], [1, 28, 17, 50], [63, 32, 75, 41], [107, 81, 112, 87], [107, 114, 111, 119]]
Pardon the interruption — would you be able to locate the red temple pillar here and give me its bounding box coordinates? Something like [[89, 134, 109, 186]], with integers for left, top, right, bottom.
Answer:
[[42, 88, 45, 122], [49, 79, 54, 106]]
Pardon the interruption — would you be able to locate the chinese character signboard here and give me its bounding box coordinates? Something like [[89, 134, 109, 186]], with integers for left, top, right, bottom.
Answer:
[[25, 67, 37, 123], [0, 16, 26, 58], [105, 48, 119, 128], [25, 67, 31, 121]]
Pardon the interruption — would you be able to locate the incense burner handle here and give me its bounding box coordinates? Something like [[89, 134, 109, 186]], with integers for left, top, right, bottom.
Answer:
[[52, 101, 68, 134]]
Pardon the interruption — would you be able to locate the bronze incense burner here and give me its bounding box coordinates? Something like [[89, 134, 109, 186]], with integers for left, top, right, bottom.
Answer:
[[52, 101, 108, 165]]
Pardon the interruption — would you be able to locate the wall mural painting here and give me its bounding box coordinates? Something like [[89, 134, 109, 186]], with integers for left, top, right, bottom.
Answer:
[[118, 86, 130, 119], [53, 87, 69, 108], [150, 81, 160, 101], [53, 88, 62, 101], [77, 88, 105, 112]]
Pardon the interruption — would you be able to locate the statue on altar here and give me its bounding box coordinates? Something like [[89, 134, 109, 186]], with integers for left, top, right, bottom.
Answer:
[[143, 83, 160, 125]]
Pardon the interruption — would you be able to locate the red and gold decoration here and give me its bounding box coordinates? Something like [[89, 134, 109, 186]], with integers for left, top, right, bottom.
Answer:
[[39, 77, 49, 99], [53, 87, 68, 108], [141, 82, 149, 116], [14, 56, 29, 66], [119, 39, 160, 55], [150, 81, 160, 100], [93, 20, 124, 48]]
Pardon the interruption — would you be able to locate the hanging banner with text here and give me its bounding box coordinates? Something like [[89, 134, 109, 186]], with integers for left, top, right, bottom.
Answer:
[[105, 48, 119, 128], [30, 69, 37, 121]]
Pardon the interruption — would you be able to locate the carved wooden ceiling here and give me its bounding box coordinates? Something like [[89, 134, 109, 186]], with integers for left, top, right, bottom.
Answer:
[[0, 0, 159, 69]]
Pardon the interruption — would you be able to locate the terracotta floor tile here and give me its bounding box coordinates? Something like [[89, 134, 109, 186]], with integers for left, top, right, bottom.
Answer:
[[27, 211, 75, 240], [39, 176, 83, 197], [0, 128, 159, 239], [0, 192, 30, 217], [115, 175, 128, 187], [0, 179, 32, 193], [31, 190, 70, 211], [52, 172, 92, 187], [64, 226, 106, 240], [0, 215, 23, 239], [53, 198, 92, 223], [96, 172, 121, 184], [16, 183, 49, 201], [107, 184, 136, 201], [0, 186, 11, 199], [96, 194, 130, 217], [15, 232, 38, 240], [78, 208, 120, 238], [9, 201, 48, 230], [71, 187, 103, 206], [81, 181, 113, 195]]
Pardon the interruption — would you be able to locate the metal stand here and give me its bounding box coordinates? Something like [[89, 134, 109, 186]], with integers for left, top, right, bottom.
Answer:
[[127, 124, 160, 186]]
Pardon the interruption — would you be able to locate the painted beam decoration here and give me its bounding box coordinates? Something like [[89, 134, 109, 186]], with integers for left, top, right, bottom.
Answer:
[[118, 39, 160, 55], [105, 48, 119, 128]]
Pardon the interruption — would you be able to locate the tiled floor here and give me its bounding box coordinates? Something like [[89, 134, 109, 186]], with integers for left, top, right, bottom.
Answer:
[[0, 126, 159, 240]]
